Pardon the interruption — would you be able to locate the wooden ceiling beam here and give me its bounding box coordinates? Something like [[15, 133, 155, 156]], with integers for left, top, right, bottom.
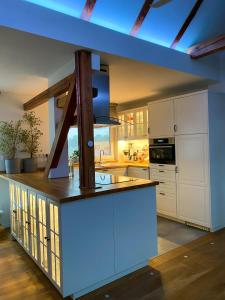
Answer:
[[81, 0, 97, 21], [170, 0, 204, 49], [189, 34, 225, 59], [130, 0, 154, 37], [23, 73, 74, 111], [44, 76, 77, 177]]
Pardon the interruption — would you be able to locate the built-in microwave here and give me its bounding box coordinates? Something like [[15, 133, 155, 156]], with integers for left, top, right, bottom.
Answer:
[[149, 138, 175, 165]]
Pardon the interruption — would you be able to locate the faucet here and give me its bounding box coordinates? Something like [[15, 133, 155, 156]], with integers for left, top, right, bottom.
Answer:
[[99, 150, 105, 164]]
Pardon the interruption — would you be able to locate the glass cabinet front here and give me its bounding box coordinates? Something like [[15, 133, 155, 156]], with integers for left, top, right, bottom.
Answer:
[[9, 183, 17, 237], [50, 202, 61, 287], [21, 187, 30, 251], [29, 192, 38, 261], [38, 195, 49, 272]]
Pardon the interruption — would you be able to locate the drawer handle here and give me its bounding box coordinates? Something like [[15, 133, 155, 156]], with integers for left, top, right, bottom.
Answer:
[[159, 192, 165, 196], [158, 165, 165, 167], [142, 168, 148, 171], [159, 170, 165, 173], [159, 181, 165, 184]]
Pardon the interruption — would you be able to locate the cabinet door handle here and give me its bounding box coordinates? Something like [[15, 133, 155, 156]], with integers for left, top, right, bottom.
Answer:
[[25, 221, 30, 225], [159, 192, 165, 196], [44, 236, 50, 242], [13, 210, 17, 214], [174, 124, 177, 132], [158, 164, 164, 167], [175, 166, 179, 173]]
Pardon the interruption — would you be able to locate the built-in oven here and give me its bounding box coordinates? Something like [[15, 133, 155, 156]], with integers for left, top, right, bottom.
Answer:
[[149, 138, 175, 165]]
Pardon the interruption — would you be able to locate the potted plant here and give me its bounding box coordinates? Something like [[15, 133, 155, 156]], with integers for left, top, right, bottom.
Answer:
[[0, 120, 23, 173], [0, 154, 5, 172], [21, 111, 43, 173], [70, 150, 79, 163], [68, 150, 79, 177]]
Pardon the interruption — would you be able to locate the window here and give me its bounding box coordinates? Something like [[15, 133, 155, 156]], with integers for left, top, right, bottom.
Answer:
[[68, 127, 114, 159]]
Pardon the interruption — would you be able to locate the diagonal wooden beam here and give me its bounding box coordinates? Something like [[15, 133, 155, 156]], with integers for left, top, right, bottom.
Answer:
[[44, 74, 77, 177], [23, 74, 74, 111], [81, 0, 97, 21], [189, 34, 225, 59], [130, 0, 154, 37], [170, 0, 204, 49]]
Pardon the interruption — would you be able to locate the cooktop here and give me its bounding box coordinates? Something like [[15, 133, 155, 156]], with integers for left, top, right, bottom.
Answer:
[[95, 173, 138, 185]]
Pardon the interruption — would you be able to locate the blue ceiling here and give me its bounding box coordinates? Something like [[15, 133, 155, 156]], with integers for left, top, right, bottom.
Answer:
[[24, 0, 225, 53]]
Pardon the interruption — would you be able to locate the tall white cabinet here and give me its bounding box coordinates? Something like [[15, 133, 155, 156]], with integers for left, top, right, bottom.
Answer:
[[149, 90, 225, 231], [174, 92, 210, 227]]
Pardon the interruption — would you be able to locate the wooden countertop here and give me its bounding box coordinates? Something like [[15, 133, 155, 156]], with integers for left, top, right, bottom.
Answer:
[[0, 172, 158, 204], [74, 161, 149, 170]]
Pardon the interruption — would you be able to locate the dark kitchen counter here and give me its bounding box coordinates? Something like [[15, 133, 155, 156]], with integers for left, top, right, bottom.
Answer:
[[0, 172, 158, 204]]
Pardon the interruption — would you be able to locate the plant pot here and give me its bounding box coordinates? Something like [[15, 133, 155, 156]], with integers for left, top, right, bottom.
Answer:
[[23, 158, 37, 173], [0, 159, 6, 172], [5, 158, 21, 174]]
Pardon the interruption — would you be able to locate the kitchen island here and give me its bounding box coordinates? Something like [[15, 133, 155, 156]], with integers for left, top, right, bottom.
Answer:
[[0, 172, 158, 299]]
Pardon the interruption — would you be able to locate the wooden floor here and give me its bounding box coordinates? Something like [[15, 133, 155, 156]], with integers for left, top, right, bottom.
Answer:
[[1, 227, 225, 300]]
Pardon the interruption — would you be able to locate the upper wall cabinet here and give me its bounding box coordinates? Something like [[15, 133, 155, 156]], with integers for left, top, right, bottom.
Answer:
[[174, 92, 208, 135], [117, 107, 148, 140], [148, 100, 174, 138]]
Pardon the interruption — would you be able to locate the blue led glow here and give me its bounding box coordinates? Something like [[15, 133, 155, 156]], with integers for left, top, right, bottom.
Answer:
[[22, 0, 225, 54], [24, 0, 86, 18]]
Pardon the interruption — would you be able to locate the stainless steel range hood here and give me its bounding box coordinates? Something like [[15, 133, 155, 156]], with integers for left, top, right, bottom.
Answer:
[[57, 67, 120, 128], [92, 67, 120, 127]]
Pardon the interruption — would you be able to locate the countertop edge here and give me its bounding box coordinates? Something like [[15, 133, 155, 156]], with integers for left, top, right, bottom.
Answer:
[[59, 181, 158, 203], [0, 173, 158, 204]]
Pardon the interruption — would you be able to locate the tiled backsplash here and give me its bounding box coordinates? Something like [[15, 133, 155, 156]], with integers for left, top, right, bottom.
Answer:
[[118, 139, 149, 162]]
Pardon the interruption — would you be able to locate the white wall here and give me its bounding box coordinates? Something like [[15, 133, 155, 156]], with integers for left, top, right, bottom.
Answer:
[[0, 91, 50, 155]]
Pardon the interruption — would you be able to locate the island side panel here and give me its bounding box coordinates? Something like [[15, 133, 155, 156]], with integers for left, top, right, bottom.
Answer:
[[114, 187, 157, 272], [0, 178, 10, 227], [60, 186, 157, 298], [60, 194, 115, 297]]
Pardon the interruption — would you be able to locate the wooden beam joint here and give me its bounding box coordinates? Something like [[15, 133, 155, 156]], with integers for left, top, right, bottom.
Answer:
[[189, 34, 225, 59]]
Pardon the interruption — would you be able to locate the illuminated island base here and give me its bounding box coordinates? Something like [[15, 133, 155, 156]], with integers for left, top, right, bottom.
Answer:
[[0, 172, 158, 299]]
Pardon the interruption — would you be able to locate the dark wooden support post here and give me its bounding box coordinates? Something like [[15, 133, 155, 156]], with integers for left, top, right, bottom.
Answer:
[[75, 50, 95, 189]]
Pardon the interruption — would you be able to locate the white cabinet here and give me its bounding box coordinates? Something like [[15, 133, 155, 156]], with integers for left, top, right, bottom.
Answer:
[[117, 107, 148, 140], [176, 134, 209, 187], [100, 167, 127, 176], [176, 134, 210, 226], [150, 165, 177, 218], [147, 90, 225, 230], [127, 167, 149, 179], [177, 184, 210, 227], [174, 92, 208, 135], [148, 100, 174, 138]]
